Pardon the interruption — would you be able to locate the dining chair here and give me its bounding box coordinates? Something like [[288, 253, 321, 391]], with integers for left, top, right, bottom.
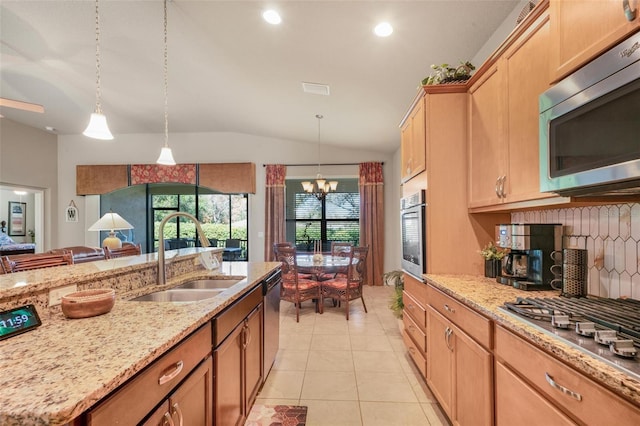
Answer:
[[320, 246, 369, 320], [2, 252, 74, 273], [104, 242, 141, 259], [275, 246, 322, 322], [208, 238, 218, 247], [317, 241, 353, 281], [274, 242, 313, 279]]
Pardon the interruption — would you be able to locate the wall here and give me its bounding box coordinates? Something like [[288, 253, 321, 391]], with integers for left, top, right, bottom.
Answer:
[[0, 119, 58, 249], [56, 131, 401, 272], [512, 204, 640, 300]]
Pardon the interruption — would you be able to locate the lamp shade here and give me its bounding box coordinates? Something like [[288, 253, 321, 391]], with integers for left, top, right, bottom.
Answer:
[[89, 212, 134, 250], [83, 112, 114, 140], [156, 146, 176, 165]]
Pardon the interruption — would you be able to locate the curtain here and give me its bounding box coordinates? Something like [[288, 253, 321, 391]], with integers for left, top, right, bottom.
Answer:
[[359, 162, 384, 286], [264, 164, 287, 261]]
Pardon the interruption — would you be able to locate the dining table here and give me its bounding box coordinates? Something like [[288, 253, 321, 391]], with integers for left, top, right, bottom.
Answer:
[[296, 253, 351, 280]]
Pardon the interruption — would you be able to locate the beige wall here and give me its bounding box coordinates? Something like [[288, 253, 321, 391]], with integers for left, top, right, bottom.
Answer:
[[0, 119, 58, 249]]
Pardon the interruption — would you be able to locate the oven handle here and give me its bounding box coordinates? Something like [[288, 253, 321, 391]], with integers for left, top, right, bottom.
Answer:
[[545, 372, 583, 401]]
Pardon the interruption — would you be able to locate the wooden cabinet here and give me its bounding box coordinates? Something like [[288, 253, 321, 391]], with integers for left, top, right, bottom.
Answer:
[[426, 285, 493, 426], [402, 273, 428, 378], [87, 324, 212, 426], [495, 360, 574, 426], [214, 284, 263, 426], [426, 306, 493, 426], [495, 325, 640, 426], [143, 357, 213, 426], [469, 10, 558, 211], [550, 0, 640, 82], [400, 94, 426, 182]]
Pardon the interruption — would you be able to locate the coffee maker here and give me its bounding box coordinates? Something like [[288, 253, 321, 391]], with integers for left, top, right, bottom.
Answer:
[[495, 224, 562, 291]]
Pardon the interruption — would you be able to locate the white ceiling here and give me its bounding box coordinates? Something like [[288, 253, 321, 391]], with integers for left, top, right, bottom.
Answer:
[[0, 1, 520, 154]]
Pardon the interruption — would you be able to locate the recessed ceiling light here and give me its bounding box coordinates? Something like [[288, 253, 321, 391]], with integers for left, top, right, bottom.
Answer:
[[374, 22, 393, 37], [45, 126, 56, 132], [263, 10, 282, 25]]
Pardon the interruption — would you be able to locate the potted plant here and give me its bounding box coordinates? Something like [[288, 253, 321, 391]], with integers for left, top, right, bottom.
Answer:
[[421, 61, 476, 86], [383, 270, 404, 319], [480, 242, 506, 278]]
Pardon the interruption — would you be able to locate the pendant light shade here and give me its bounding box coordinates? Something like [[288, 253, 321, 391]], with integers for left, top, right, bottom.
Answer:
[[83, 112, 113, 140], [157, 146, 176, 165], [84, 0, 113, 140], [156, 0, 176, 165]]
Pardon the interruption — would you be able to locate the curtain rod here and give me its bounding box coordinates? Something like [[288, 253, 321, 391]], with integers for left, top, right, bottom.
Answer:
[[262, 162, 383, 167]]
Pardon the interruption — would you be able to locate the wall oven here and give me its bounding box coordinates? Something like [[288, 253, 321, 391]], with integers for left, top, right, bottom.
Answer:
[[400, 190, 426, 279], [539, 31, 640, 196]]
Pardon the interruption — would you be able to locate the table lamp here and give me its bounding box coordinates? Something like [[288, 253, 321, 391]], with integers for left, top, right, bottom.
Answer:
[[88, 212, 134, 249]]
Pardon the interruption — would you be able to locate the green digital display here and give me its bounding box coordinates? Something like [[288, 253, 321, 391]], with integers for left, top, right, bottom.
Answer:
[[0, 304, 42, 341]]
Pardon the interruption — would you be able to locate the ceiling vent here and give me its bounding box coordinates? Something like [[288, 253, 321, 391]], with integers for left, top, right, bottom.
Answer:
[[302, 82, 330, 96]]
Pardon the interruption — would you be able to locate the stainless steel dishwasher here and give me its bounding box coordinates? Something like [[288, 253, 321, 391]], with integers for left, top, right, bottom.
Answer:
[[262, 269, 281, 380]]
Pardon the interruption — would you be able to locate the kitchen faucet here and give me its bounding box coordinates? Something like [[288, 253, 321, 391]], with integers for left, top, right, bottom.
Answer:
[[157, 211, 210, 285]]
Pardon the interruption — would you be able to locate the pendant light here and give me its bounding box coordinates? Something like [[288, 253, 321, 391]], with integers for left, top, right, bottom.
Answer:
[[156, 0, 176, 165], [301, 114, 338, 200], [83, 0, 114, 140]]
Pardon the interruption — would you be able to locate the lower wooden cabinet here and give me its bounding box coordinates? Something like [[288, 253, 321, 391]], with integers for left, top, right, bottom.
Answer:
[[86, 324, 212, 425], [426, 306, 493, 426], [214, 285, 264, 426], [143, 357, 213, 426]]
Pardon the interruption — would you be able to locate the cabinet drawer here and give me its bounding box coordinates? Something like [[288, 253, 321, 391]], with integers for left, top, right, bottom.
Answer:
[[402, 329, 426, 379], [403, 290, 426, 330], [214, 284, 262, 347], [403, 310, 426, 353], [403, 272, 427, 306], [88, 323, 212, 425], [427, 284, 491, 349], [495, 325, 640, 426]]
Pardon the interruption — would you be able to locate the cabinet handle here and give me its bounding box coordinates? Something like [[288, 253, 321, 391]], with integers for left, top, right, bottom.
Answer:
[[498, 175, 507, 198], [162, 412, 175, 426], [444, 304, 455, 313], [444, 327, 454, 352], [171, 402, 184, 426], [545, 372, 583, 401], [245, 323, 252, 347], [158, 360, 184, 385], [623, 0, 637, 21], [495, 177, 501, 198]]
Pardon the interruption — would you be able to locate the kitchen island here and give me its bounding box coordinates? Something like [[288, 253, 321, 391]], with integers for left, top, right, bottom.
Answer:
[[422, 274, 640, 423], [0, 248, 280, 425]]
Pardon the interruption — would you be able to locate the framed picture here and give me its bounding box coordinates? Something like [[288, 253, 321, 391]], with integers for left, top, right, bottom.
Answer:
[[8, 201, 26, 236]]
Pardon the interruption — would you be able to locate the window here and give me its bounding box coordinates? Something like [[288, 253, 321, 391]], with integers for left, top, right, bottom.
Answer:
[[149, 185, 248, 259], [285, 179, 359, 251]]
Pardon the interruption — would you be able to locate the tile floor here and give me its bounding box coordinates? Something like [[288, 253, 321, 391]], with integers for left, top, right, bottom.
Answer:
[[255, 285, 450, 426]]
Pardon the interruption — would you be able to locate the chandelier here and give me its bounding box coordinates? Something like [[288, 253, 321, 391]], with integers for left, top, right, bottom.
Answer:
[[301, 114, 338, 200]]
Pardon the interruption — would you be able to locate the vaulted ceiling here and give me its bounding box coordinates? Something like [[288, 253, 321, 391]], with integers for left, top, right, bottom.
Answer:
[[0, 1, 520, 153]]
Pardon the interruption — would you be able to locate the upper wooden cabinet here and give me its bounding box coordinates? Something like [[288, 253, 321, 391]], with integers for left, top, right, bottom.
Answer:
[[400, 94, 426, 182], [550, 0, 640, 82], [468, 10, 558, 211]]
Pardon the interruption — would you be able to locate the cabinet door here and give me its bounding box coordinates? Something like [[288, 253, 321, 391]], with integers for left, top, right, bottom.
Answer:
[[244, 304, 263, 412], [550, 0, 640, 81], [410, 97, 426, 178], [495, 361, 574, 426], [215, 323, 244, 426], [503, 14, 555, 204], [468, 63, 506, 208], [143, 358, 213, 426], [452, 323, 493, 426], [400, 119, 413, 181], [426, 306, 453, 418]]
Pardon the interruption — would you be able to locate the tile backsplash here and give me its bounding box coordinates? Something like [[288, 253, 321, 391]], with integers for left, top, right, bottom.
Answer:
[[512, 203, 640, 301]]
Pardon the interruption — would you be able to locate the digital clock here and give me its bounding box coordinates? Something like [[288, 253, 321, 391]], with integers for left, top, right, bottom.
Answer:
[[0, 304, 42, 341]]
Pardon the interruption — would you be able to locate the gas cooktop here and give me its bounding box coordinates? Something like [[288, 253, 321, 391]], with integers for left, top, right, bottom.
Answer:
[[500, 296, 640, 381]]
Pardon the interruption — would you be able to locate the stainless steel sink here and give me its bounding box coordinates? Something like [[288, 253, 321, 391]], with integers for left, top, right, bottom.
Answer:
[[175, 278, 242, 290], [130, 288, 225, 302]]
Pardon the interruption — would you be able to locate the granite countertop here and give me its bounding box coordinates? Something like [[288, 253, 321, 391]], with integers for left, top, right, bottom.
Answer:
[[0, 259, 280, 426], [424, 274, 640, 407]]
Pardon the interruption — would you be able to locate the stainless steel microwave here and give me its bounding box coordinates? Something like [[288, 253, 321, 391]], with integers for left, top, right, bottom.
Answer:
[[539, 31, 640, 197]]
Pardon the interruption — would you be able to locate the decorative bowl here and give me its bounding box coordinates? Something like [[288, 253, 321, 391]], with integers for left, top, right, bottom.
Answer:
[[61, 288, 116, 319]]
